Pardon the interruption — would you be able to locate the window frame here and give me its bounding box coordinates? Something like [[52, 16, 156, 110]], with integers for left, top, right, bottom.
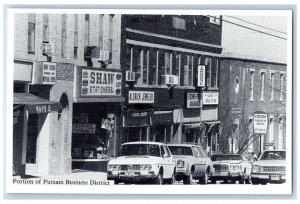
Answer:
[[27, 13, 36, 54], [249, 69, 255, 101], [260, 70, 265, 101], [270, 71, 275, 101]]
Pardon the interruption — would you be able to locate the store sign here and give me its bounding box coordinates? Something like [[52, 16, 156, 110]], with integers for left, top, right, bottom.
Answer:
[[73, 123, 96, 134], [203, 92, 219, 105], [253, 113, 268, 134], [81, 69, 122, 96], [101, 119, 112, 130], [128, 91, 154, 104], [42, 62, 56, 85], [197, 65, 205, 87], [187, 93, 202, 108]]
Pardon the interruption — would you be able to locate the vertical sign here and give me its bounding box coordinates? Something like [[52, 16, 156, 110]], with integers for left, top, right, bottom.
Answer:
[[253, 113, 268, 134], [197, 65, 205, 87]]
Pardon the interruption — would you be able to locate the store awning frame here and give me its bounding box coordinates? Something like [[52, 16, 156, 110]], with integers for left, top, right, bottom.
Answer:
[[14, 93, 62, 114], [183, 122, 206, 130]]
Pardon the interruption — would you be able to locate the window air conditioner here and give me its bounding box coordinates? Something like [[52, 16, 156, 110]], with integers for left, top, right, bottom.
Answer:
[[99, 50, 110, 62], [126, 71, 137, 82], [42, 43, 53, 55], [165, 75, 179, 85]]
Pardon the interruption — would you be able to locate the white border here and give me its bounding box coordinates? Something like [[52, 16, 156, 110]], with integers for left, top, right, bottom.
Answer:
[[4, 8, 293, 195]]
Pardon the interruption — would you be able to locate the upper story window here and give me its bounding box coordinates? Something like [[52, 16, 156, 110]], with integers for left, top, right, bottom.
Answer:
[[164, 51, 172, 75], [99, 14, 104, 48], [84, 14, 90, 46], [42, 14, 49, 43], [211, 58, 219, 88], [149, 48, 158, 85], [270, 71, 275, 101], [74, 14, 79, 59], [108, 14, 114, 59], [27, 13, 36, 54], [205, 58, 212, 87], [61, 14, 67, 58], [172, 16, 186, 31], [260, 70, 265, 101], [280, 73, 284, 101], [209, 15, 221, 25], [249, 69, 255, 101]]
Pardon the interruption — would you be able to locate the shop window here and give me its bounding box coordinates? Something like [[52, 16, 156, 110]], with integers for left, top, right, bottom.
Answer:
[[74, 14, 79, 59], [26, 114, 38, 163], [153, 125, 171, 143], [42, 14, 49, 43], [61, 14, 67, 58], [127, 127, 147, 142], [27, 13, 36, 54]]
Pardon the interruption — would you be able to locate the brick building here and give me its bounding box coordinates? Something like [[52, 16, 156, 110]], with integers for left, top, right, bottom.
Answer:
[[120, 15, 223, 154], [219, 16, 287, 154], [13, 13, 123, 176]]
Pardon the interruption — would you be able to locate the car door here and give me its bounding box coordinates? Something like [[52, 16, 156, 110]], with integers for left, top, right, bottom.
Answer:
[[161, 145, 174, 179], [198, 147, 212, 174], [192, 146, 205, 177]]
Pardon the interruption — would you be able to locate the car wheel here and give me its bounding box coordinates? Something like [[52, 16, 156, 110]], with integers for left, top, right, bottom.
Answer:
[[224, 179, 229, 184], [231, 179, 237, 184], [166, 172, 175, 184], [183, 173, 193, 184], [210, 178, 217, 184], [239, 176, 245, 184], [251, 178, 259, 185], [114, 180, 120, 185], [153, 172, 163, 185], [245, 175, 251, 184], [199, 171, 208, 185]]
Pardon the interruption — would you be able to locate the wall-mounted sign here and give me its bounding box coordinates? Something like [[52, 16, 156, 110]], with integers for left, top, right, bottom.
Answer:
[[187, 93, 202, 108], [101, 119, 112, 130], [72, 123, 96, 134], [253, 113, 268, 134], [197, 65, 205, 87], [42, 62, 56, 84], [81, 69, 122, 96], [203, 92, 219, 105], [128, 91, 154, 104]]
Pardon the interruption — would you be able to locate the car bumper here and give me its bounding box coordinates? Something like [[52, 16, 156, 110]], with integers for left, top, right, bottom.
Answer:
[[211, 171, 244, 179], [251, 173, 286, 182], [107, 171, 157, 183], [175, 168, 190, 177]]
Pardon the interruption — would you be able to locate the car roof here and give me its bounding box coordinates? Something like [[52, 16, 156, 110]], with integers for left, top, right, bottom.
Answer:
[[262, 150, 286, 152], [167, 143, 203, 148], [211, 154, 242, 156], [122, 141, 166, 146]]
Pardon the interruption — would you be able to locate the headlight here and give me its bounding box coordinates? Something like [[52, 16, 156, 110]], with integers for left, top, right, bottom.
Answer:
[[141, 164, 152, 171], [108, 165, 120, 171], [177, 160, 184, 168], [252, 165, 261, 173]]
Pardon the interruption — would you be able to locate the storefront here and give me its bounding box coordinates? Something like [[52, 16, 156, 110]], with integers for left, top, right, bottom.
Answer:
[[72, 66, 124, 171]]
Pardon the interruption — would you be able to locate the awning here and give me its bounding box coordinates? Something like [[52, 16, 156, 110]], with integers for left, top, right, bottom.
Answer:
[[124, 109, 152, 127], [203, 121, 221, 132], [151, 110, 173, 125], [14, 93, 62, 114], [183, 123, 206, 130]]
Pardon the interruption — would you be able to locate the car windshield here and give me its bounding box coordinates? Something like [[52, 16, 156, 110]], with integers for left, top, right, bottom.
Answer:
[[211, 154, 242, 161], [168, 146, 193, 156], [120, 144, 160, 157], [260, 151, 286, 160]]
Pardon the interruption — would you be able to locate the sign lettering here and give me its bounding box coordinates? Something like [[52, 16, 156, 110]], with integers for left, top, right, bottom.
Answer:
[[253, 113, 268, 134], [187, 93, 202, 108], [203, 92, 219, 105], [42, 62, 56, 85], [128, 91, 154, 104], [197, 65, 205, 87]]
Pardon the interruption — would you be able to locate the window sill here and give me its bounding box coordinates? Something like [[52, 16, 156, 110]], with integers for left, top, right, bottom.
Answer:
[[249, 98, 254, 101], [260, 98, 264, 102], [128, 84, 195, 90]]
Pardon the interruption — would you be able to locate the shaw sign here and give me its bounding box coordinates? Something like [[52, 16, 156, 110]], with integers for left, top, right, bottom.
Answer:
[[253, 113, 268, 134]]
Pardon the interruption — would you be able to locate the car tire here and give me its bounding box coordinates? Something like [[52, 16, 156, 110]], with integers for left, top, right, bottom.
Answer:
[[153, 172, 163, 185], [166, 172, 175, 184], [239, 176, 245, 184], [251, 178, 259, 185], [199, 170, 208, 185], [183, 173, 193, 184], [210, 178, 217, 184]]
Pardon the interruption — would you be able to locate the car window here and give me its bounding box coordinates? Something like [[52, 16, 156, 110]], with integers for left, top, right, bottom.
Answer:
[[168, 146, 193, 156], [120, 144, 160, 157], [260, 151, 286, 160], [198, 147, 208, 158], [192, 147, 202, 157], [163, 146, 171, 158]]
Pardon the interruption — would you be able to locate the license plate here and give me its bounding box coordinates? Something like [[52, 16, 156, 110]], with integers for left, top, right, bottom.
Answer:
[[127, 171, 134, 176], [270, 175, 280, 181]]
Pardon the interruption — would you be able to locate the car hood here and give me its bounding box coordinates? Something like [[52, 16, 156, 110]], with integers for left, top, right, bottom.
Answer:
[[172, 155, 195, 160], [212, 160, 242, 165], [253, 159, 286, 166], [108, 156, 162, 165]]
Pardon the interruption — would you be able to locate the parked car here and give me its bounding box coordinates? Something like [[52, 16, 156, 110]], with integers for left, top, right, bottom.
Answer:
[[210, 154, 252, 184], [107, 142, 176, 184], [251, 150, 286, 185], [167, 144, 213, 184]]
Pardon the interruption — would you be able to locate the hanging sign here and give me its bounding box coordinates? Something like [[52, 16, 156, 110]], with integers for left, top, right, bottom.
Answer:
[[101, 119, 112, 130], [187, 93, 202, 108], [197, 65, 205, 87], [203, 92, 219, 105], [81, 69, 122, 96], [253, 113, 268, 134], [42, 62, 56, 85], [128, 91, 154, 104]]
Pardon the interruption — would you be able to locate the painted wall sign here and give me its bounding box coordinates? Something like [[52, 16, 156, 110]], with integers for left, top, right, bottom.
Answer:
[[128, 91, 155, 104], [253, 113, 268, 134], [197, 65, 205, 87], [81, 69, 122, 96], [72, 123, 96, 134], [187, 93, 202, 108], [203, 92, 219, 105], [42, 62, 57, 85]]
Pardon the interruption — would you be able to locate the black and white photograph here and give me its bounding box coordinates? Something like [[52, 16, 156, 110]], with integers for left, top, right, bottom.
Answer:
[[2, 3, 295, 197]]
